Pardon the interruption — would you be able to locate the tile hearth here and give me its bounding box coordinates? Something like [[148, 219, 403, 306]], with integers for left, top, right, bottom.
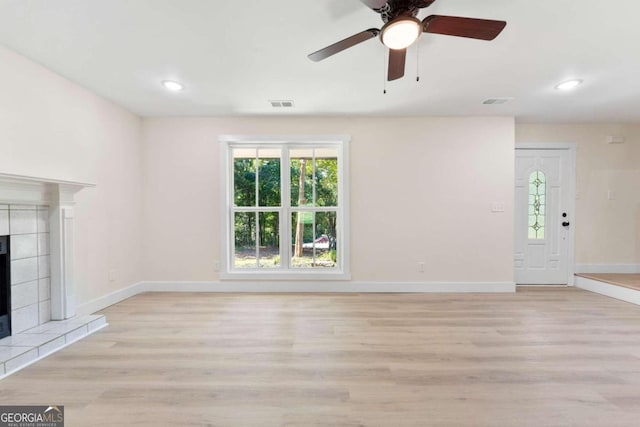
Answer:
[[0, 314, 107, 378]]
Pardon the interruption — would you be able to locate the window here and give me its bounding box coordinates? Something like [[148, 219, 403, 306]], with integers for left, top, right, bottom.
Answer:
[[220, 136, 349, 279], [528, 170, 546, 239]]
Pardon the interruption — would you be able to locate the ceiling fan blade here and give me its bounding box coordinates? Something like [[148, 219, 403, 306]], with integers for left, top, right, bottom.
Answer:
[[423, 15, 507, 41], [360, 0, 388, 11], [387, 48, 406, 81], [308, 29, 380, 62]]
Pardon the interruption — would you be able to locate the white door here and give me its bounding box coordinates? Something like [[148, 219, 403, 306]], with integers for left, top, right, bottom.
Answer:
[[515, 148, 572, 284]]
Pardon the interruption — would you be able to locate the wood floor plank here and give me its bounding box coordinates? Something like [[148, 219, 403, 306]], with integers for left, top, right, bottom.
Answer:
[[1, 288, 640, 426]]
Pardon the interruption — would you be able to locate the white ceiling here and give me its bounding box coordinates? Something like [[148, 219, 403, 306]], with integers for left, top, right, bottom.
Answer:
[[0, 0, 638, 122]]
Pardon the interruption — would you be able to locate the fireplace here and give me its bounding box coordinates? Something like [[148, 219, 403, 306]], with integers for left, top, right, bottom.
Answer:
[[0, 172, 94, 331], [0, 174, 106, 379], [0, 235, 10, 339]]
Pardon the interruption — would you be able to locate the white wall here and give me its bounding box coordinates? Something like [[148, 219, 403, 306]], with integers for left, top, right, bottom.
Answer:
[[516, 124, 640, 267], [0, 45, 144, 304], [142, 117, 515, 285], [5, 34, 640, 301], [0, 42, 516, 299]]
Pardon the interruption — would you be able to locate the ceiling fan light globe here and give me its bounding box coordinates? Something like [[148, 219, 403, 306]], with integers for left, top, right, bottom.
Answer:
[[381, 17, 422, 49]]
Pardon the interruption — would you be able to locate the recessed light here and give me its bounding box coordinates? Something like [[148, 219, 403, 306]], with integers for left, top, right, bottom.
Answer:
[[161, 80, 184, 92], [555, 79, 583, 91]]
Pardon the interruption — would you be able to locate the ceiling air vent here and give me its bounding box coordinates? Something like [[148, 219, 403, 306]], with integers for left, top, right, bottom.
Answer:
[[270, 100, 295, 108], [482, 98, 514, 105]]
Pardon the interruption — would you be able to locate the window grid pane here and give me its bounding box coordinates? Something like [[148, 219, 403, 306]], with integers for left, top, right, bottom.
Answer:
[[258, 212, 280, 268], [258, 149, 281, 207], [315, 150, 338, 207], [234, 212, 256, 268], [233, 152, 256, 207], [290, 150, 313, 208], [290, 211, 337, 269]]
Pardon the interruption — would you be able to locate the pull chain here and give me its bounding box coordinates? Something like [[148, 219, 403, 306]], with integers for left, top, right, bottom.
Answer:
[[383, 48, 388, 94], [416, 45, 421, 82]]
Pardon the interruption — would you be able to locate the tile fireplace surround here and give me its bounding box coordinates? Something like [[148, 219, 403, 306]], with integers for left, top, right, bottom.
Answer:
[[0, 173, 107, 378], [2, 204, 53, 333]]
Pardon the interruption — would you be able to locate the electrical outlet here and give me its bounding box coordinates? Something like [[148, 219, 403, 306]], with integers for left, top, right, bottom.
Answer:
[[491, 202, 505, 213], [108, 269, 117, 282], [418, 262, 425, 273], [213, 261, 220, 272]]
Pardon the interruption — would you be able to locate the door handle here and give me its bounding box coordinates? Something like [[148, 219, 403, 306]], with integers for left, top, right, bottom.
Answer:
[[562, 221, 570, 227]]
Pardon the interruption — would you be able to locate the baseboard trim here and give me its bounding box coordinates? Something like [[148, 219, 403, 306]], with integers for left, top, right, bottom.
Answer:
[[140, 281, 516, 294], [76, 280, 515, 314], [575, 276, 640, 306], [575, 264, 640, 274], [76, 282, 145, 316]]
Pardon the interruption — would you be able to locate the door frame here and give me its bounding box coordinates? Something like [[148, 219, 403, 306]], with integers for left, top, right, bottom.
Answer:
[[515, 142, 577, 286]]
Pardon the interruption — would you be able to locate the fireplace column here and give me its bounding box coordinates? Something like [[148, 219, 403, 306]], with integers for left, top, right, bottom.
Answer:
[[49, 185, 80, 320]]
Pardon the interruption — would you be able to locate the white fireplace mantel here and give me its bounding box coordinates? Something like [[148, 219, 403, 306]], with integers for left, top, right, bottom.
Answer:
[[0, 172, 95, 321]]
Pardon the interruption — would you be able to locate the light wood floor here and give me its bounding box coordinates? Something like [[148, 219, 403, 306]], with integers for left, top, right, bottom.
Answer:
[[576, 273, 640, 292], [1, 288, 640, 426]]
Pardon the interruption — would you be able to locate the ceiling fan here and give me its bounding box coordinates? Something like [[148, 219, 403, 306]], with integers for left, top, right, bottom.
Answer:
[[308, 0, 507, 81]]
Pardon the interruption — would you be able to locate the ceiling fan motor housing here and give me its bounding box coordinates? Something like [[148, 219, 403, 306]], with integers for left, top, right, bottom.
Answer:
[[380, 0, 436, 22]]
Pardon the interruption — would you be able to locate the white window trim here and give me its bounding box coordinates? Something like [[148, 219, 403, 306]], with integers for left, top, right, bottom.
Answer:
[[219, 135, 351, 280]]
